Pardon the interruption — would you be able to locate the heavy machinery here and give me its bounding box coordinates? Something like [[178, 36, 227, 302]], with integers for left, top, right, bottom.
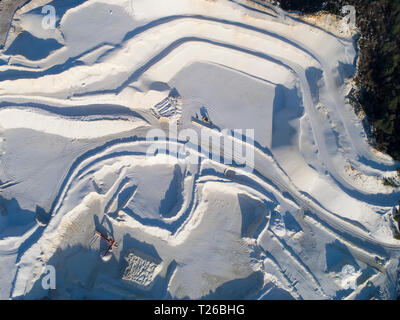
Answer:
[[92, 230, 118, 260]]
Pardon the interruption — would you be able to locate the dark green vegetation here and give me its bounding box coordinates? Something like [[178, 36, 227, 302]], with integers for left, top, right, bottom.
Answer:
[[279, 0, 341, 14], [278, 0, 400, 161], [382, 177, 399, 188]]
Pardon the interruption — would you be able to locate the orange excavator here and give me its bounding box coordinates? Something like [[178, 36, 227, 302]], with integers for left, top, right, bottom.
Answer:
[[95, 230, 118, 257], [202, 115, 209, 123]]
